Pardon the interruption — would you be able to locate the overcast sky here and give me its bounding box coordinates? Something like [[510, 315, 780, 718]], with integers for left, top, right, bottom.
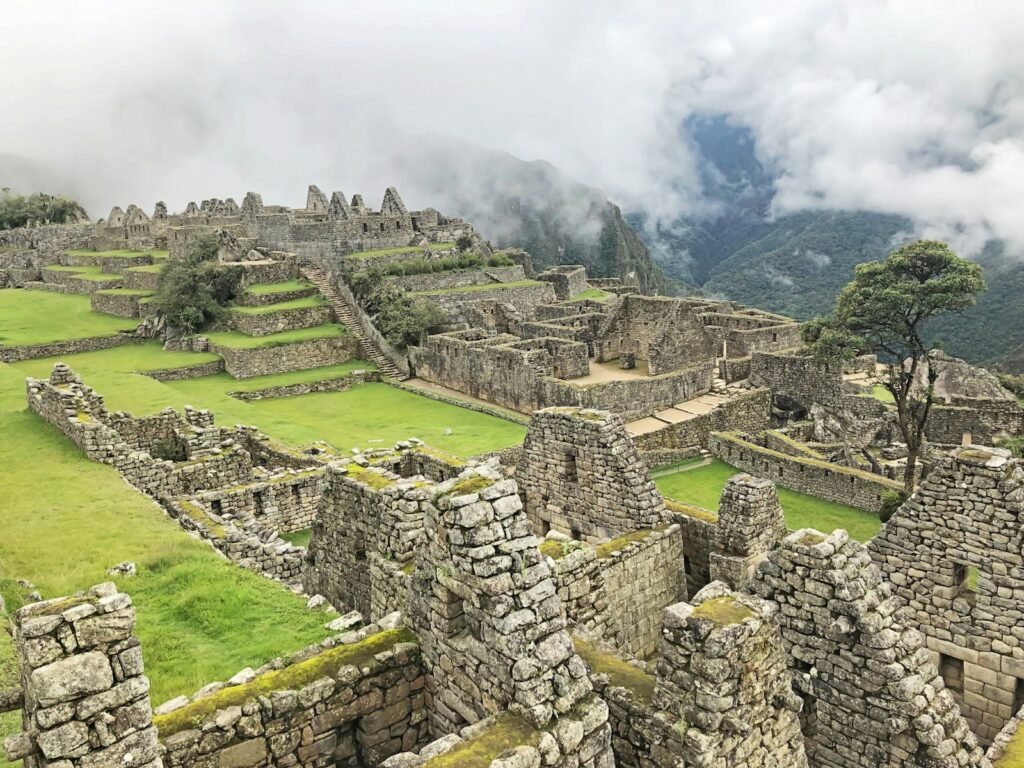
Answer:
[[4, 1, 1023, 251]]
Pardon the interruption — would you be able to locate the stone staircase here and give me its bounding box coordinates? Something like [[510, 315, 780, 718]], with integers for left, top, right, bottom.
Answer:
[[300, 265, 406, 380]]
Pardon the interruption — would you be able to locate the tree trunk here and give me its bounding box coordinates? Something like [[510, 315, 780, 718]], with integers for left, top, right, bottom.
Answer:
[[903, 449, 917, 495]]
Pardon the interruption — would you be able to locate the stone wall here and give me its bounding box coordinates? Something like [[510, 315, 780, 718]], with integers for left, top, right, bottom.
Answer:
[[156, 625, 426, 768], [536, 265, 588, 301], [212, 335, 358, 378], [595, 295, 718, 375], [665, 501, 718, 596], [927, 398, 1024, 445], [90, 289, 150, 318], [227, 304, 333, 337], [385, 265, 526, 293], [709, 474, 788, 589], [194, 469, 324, 534], [750, 350, 844, 410], [632, 388, 772, 464], [517, 407, 666, 542], [229, 370, 381, 401], [709, 431, 901, 512], [548, 526, 685, 659], [3, 583, 162, 768], [0, 333, 140, 363], [0, 222, 93, 251], [751, 528, 989, 767], [119, 267, 162, 291], [415, 282, 556, 329], [870, 445, 1024, 744]]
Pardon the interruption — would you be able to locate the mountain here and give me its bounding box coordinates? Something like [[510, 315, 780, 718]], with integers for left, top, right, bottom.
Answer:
[[394, 137, 672, 294], [637, 117, 1024, 368]]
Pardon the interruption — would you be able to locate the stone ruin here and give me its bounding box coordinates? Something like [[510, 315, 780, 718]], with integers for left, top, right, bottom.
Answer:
[[9, 364, 1024, 766]]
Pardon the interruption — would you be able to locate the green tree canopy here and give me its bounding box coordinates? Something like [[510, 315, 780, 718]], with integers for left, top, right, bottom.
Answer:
[[0, 189, 88, 229], [803, 240, 985, 493], [154, 234, 243, 335]]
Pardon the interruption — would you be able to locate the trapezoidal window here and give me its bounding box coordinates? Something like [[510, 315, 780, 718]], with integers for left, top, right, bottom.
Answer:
[[380, 222, 385, 232], [362, 223, 369, 233], [939, 653, 964, 699], [952, 561, 979, 607], [563, 450, 578, 484], [1014, 678, 1024, 715]]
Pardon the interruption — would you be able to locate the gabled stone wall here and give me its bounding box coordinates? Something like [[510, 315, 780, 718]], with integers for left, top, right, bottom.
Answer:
[[517, 407, 665, 541], [870, 445, 1024, 744], [751, 528, 989, 767]]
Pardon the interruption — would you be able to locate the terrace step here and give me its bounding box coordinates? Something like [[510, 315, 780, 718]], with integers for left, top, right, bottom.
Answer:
[[299, 266, 407, 380]]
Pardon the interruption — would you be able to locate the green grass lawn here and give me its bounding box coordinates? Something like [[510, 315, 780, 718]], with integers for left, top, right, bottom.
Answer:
[[9, 344, 522, 458], [230, 295, 326, 315], [67, 249, 169, 260], [655, 458, 881, 542], [866, 384, 895, 404], [411, 280, 544, 296], [0, 364, 330, 765], [126, 263, 165, 274], [42, 265, 122, 281], [281, 529, 313, 548], [347, 242, 455, 260], [572, 287, 612, 301], [205, 323, 346, 349], [244, 280, 313, 295], [0, 289, 138, 346]]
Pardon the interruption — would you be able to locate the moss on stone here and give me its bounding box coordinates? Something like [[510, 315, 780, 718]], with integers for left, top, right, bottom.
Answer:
[[959, 448, 995, 462], [344, 464, 396, 491], [177, 500, 226, 540], [538, 539, 583, 561], [595, 530, 652, 559], [572, 636, 656, 703], [690, 597, 754, 626], [795, 532, 826, 546], [422, 710, 540, 768], [664, 499, 718, 524], [440, 475, 493, 498], [154, 627, 416, 737], [996, 724, 1024, 767]]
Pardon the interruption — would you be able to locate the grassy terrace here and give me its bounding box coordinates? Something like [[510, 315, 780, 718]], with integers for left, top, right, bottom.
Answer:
[[230, 295, 326, 315], [67, 249, 168, 260], [10, 345, 523, 458], [410, 279, 545, 296], [346, 242, 456, 260], [95, 288, 154, 296], [244, 279, 314, 295], [0, 364, 331, 764], [572, 287, 613, 301], [42, 264, 121, 281], [655, 458, 881, 542], [0, 289, 137, 345], [204, 323, 346, 349]]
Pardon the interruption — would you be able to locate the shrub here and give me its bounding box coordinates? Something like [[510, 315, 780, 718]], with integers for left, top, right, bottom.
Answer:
[[154, 234, 244, 335], [879, 489, 908, 523], [377, 295, 447, 350]]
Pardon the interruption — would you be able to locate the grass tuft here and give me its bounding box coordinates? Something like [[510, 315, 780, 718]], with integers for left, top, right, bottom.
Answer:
[[422, 710, 539, 768], [690, 596, 754, 626]]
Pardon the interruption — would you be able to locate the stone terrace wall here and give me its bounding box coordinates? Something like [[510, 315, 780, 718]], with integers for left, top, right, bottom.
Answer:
[[870, 445, 1024, 744], [665, 501, 718, 596], [228, 304, 333, 337], [0, 222, 93, 251], [0, 332, 139, 363], [632, 388, 772, 464], [194, 469, 324, 534], [751, 350, 844, 410], [927, 399, 1024, 445], [213, 335, 358, 378], [751, 529, 989, 768], [414, 282, 556, 329], [539, 361, 714, 423], [3, 583, 162, 768], [517, 407, 666, 541], [156, 625, 426, 768], [709, 431, 901, 512], [385, 265, 526, 293], [547, 525, 685, 659], [91, 290, 150, 318]]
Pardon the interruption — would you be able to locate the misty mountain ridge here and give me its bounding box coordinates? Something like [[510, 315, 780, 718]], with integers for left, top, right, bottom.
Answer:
[[631, 116, 1024, 370]]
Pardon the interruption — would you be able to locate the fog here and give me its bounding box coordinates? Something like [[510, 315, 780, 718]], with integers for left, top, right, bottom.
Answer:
[[4, 1, 1023, 251]]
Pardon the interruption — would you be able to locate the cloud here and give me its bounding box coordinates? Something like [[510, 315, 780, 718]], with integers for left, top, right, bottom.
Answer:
[[3, 1, 1023, 252]]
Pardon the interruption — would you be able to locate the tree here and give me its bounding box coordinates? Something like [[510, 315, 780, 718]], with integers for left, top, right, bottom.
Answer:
[[154, 233, 244, 336], [0, 189, 88, 229], [803, 240, 985, 493], [377, 296, 447, 350]]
